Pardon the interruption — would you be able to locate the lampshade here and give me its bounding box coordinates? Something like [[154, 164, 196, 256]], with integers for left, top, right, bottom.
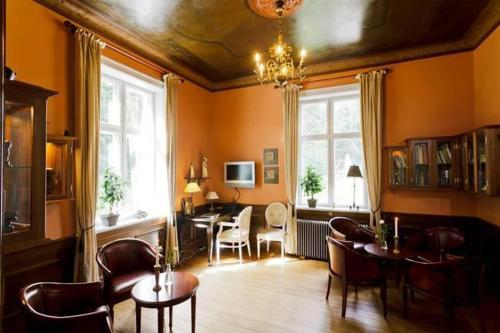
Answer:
[[347, 165, 363, 178], [205, 191, 219, 200], [184, 182, 201, 194]]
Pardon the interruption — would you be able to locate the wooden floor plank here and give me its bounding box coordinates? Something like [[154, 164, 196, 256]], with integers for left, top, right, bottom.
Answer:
[[113, 250, 500, 333]]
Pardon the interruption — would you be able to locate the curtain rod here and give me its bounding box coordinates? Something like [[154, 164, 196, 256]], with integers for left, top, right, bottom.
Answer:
[[63, 20, 184, 83], [304, 68, 391, 84]]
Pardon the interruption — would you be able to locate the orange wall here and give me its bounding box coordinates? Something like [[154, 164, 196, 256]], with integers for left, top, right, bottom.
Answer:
[[473, 27, 500, 226], [6, 0, 212, 238], [211, 85, 287, 204], [210, 52, 477, 217]]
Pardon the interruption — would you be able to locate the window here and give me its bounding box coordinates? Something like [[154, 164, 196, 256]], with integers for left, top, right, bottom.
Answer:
[[298, 84, 368, 209], [98, 58, 166, 224]]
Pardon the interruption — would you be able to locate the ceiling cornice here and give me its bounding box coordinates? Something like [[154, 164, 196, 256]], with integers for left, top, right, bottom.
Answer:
[[35, 0, 499, 92]]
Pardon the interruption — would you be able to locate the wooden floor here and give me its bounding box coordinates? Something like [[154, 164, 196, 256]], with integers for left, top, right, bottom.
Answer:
[[114, 248, 500, 333]]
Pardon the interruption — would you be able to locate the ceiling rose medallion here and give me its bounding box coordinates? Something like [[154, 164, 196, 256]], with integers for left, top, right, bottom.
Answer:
[[249, 0, 306, 88]]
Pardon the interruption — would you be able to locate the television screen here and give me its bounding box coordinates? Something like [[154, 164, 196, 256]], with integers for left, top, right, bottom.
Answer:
[[224, 161, 255, 188]]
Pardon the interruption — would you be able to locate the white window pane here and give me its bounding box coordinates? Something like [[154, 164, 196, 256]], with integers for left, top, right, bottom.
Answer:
[[99, 130, 121, 176], [333, 138, 366, 208], [301, 102, 328, 136], [300, 140, 328, 204], [100, 77, 121, 126], [333, 97, 360, 133], [122, 133, 155, 212], [125, 86, 153, 130]]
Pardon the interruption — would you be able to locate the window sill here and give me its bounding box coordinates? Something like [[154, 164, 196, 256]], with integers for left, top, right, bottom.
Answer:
[[297, 206, 370, 214], [95, 214, 167, 234]]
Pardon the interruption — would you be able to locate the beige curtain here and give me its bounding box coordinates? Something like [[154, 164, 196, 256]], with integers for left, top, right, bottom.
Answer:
[[74, 29, 105, 282], [283, 84, 300, 254], [164, 74, 180, 265], [357, 70, 386, 227]]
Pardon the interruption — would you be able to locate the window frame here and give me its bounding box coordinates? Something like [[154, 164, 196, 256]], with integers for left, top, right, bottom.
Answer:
[[98, 57, 165, 226], [298, 84, 368, 210]]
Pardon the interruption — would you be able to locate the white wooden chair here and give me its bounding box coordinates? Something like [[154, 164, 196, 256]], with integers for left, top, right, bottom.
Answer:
[[216, 206, 253, 264], [257, 202, 287, 258]]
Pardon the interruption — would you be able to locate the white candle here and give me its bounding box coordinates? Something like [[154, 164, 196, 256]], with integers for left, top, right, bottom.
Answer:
[[155, 243, 160, 266], [394, 217, 399, 237]]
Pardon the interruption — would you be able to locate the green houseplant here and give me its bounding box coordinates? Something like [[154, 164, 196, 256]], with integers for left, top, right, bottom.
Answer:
[[99, 168, 125, 226], [300, 166, 324, 208]]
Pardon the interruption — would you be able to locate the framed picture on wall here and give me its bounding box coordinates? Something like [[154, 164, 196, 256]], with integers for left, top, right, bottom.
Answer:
[[263, 148, 278, 165], [264, 166, 279, 184]]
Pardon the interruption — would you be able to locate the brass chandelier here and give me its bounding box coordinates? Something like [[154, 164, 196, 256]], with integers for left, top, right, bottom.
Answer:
[[253, 0, 306, 88]]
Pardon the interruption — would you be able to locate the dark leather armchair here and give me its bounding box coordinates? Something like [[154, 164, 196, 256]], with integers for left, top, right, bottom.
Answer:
[[20, 282, 112, 333], [96, 238, 162, 318], [325, 236, 387, 318], [403, 256, 485, 332], [328, 217, 374, 251], [406, 227, 465, 257]]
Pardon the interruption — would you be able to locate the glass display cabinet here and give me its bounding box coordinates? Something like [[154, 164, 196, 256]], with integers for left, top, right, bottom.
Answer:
[[408, 139, 433, 188], [475, 126, 500, 195], [46, 136, 76, 201], [387, 146, 408, 188], [3, 80, 57, 246], [435, 138, 454, 189]]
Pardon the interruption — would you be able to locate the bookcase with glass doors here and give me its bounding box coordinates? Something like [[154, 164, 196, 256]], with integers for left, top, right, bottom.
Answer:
[[386, 125, 500, 196]]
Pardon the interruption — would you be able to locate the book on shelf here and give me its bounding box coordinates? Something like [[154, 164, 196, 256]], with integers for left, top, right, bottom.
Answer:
[[437, 143, 452, 164], [392, 154, 407, 169], [413, 143, 429, 164]]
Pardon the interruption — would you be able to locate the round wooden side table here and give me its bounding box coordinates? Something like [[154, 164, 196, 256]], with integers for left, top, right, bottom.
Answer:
[[131, 271, 199, 333]]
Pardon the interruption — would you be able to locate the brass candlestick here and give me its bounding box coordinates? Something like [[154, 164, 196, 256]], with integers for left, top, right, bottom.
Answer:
[[152, 264, 162, 292], [393, 235, 400, 254]]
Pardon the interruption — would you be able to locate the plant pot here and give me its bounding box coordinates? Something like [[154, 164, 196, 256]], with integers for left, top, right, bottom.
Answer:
[[307, 198, 317, 208], [101, 213, 120, 227]]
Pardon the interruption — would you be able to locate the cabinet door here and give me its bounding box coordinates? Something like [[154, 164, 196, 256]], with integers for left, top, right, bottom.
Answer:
[[387, 147, 408, 188], [435, 139, 454, 189], [452, 138, 463, 190], [476, 130, 488, 193], [463, 134, 475, 192], [484, 128, 500, 196], [409, 140, 433, 187]]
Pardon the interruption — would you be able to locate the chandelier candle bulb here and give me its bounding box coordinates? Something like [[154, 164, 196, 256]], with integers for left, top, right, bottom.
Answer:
[[394, 217, 399, 237]]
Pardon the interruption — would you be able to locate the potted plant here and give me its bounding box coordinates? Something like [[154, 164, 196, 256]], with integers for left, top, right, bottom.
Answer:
[[99, 168, 125, 227], [300, 166, 324, 208]]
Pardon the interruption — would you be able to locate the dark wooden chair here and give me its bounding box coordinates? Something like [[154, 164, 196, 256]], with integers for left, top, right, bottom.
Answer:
[[406, 227, 465, 257], [20, 281, 112, 333], [403, 256, 486, 333], [96, 238, 163, 318], [325, 236, 387, 318], [328, 217, 374, 251]]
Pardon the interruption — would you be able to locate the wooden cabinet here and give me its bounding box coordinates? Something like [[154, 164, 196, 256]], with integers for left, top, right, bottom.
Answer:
[[387, 146, 408, 188], [475, 126, 500, 195], [3, 81, 57, 247], [386, 125, 500, 196], [46, 136, 76, 201]]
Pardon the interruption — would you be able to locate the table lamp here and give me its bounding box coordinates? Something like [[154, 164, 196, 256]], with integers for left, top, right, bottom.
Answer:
[[184, 182, 201, 215], [347, 165, 363, 210], [205, 191, 219, 211]]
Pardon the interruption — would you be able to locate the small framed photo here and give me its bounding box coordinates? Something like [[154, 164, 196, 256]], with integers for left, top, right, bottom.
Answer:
[[263, 148, 278, 166], [264, 166, 279, 184]]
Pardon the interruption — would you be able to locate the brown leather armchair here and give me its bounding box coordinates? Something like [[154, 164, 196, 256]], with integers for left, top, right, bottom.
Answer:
[[96, 238, 163, 318], [20, 282, 112, 333], [328, 217, 374, 251], [406, 227, 465, 257], [403, 256, 485, 332], [325, 236, 387, 318]]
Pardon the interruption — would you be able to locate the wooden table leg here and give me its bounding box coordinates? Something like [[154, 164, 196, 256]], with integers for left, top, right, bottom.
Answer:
[[191, 293, 196, 333], [169, 306, 173, 332], [158, 307, 164, 333], [136, 302, 142, 333], [207, 225, 213, 266]]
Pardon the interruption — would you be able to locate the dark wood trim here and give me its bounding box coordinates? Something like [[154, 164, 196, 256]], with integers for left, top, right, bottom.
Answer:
[[96, 217, 167, 247], [2, 236, 77, 332], [34, 0, 500, 91]]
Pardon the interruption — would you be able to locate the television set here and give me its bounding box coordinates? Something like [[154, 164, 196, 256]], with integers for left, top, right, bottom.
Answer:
[[224, 161, 255, 188]]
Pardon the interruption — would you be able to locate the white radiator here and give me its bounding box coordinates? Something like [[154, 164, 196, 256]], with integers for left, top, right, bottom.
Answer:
[[297, 218, 330, 260]]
